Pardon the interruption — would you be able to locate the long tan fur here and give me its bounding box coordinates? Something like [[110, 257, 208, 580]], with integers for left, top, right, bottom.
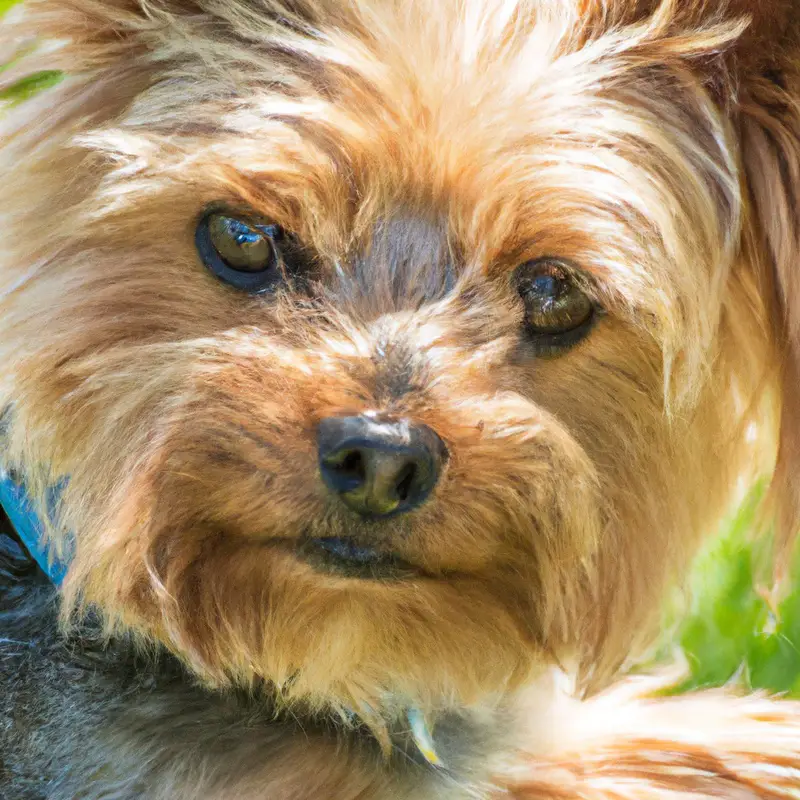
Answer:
[[497, 678, 800, 799], [2, 0, 800, 797]]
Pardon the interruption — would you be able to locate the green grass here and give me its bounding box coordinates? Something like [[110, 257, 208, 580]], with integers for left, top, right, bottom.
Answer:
[[3, 0, 800, 698], [645, 485, 800, 696]]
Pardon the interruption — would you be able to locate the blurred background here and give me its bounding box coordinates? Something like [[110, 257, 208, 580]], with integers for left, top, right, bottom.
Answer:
[[3, 0, 800, 698]]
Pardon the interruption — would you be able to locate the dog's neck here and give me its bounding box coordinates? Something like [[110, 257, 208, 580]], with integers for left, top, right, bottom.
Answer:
[[0, 469, 515, 777]]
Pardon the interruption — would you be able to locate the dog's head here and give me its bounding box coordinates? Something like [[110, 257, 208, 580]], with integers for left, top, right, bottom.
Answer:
[[1, 0, 798, 721]]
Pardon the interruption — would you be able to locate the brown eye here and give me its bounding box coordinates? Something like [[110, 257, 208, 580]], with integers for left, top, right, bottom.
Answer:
[[209, 215, 277, 273], [196, 212, 286, 293], [515, 259, 595, 348]]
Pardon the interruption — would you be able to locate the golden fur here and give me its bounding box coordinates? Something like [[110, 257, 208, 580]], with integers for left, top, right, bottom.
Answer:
[[496, 675, 800, 799], [2, 0, 800, 796]]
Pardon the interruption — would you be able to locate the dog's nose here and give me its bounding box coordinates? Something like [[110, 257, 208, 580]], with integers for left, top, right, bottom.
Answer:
[[317, 416, 447, 518]]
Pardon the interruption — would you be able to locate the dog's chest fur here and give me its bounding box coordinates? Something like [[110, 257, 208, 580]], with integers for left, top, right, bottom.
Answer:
[[0, 533, 507, 800]]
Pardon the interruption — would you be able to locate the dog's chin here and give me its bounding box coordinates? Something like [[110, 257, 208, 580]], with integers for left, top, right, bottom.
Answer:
[[297, 536, 420, 580]]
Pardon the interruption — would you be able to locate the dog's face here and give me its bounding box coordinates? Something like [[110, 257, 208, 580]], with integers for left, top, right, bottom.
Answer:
[[1, 0, 797, 719]]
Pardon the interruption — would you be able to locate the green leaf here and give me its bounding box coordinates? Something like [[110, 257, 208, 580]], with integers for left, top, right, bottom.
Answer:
[[0, 70, 63, 103]]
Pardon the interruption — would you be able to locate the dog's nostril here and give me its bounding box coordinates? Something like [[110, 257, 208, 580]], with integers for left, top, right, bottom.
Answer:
[[317, 415, 446, 518], [339, 450, 364, 478], [394, 463, 416, 503]]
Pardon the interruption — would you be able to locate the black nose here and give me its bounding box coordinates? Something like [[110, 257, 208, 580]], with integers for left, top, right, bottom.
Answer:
[[317, 416, 447, 518]]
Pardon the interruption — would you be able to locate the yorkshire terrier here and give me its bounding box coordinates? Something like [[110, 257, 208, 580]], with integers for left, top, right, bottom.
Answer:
[[1, 0, 800, 797]]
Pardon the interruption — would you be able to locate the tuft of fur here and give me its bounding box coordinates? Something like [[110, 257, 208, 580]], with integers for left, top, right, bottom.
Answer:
[[2, 0, 800, 797], [496, 675, 800, 799]]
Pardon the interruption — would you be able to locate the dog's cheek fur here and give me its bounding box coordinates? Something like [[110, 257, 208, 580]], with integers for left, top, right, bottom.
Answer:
[[42, 324, 600, 716]]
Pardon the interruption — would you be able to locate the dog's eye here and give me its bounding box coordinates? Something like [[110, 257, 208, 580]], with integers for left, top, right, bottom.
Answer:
[[514, 259, 595, 351], [196, 212, 286, 292]]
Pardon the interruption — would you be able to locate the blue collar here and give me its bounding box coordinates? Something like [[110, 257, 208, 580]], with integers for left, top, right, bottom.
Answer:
[[0, 471, 69, 585]]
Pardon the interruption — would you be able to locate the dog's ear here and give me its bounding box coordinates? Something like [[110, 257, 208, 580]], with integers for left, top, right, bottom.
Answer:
[[672, 0, 800, 559], [0, 0, 335, 149], [597, 0, 800, 560], [737, 51, 800, 559], [669, 1, 800, 563], [3, 0, 183, 72], [1, 0, 323, 80]]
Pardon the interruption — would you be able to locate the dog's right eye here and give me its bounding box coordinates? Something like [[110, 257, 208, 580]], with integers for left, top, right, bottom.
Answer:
[[196, 212, 286, 293]]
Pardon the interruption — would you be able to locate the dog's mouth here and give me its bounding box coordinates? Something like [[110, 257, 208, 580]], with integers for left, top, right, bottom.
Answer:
[[297, 537, 418, 580]]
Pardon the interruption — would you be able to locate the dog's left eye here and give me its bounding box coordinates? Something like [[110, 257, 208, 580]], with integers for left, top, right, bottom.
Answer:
[[196, 212, 286, 293], [514, 259, 596, 350]]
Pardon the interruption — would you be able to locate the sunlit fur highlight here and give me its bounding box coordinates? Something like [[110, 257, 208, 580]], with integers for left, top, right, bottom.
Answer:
[[2, 0, 800, 796], [497, 675, 800, 799]]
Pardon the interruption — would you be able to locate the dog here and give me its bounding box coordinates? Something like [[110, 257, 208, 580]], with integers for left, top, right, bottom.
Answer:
[[2, 0, 800, 797]]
